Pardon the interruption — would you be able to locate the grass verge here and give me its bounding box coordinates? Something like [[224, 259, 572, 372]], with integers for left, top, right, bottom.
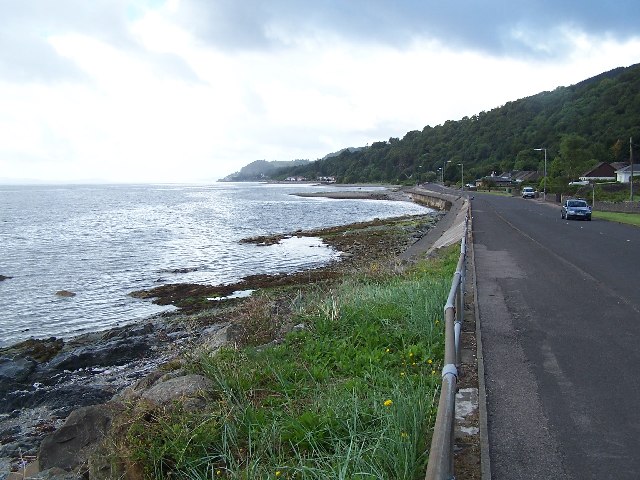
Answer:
[[120, 245, 459, 480], [592, 211, 640, 226]]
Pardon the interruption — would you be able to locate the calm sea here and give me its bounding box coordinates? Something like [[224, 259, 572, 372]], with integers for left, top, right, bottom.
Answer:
[[0, 183, 429, 347]]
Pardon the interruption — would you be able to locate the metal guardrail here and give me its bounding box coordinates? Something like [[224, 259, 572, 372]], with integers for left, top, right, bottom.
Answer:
[[425, 211, 469, 480]]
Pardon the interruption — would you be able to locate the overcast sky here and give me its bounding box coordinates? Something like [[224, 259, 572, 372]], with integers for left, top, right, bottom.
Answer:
[[1, 0, 639, 183]]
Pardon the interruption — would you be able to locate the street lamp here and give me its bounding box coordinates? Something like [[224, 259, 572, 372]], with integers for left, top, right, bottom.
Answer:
[[458, 163, 464, 190], [437, 167, 442, 183], [534, 148, 547, 201]]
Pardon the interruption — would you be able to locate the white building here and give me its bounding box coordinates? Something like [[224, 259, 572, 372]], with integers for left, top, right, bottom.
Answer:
[[615, 164, 640, 183]]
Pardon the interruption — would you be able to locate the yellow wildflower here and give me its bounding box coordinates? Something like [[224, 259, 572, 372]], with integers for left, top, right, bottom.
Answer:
[[383, 399, 393, 407], [427, 359, 433, 364]]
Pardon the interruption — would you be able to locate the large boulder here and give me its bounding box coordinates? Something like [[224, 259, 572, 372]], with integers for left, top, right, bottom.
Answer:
[[38, 402, 124, 473], [0, 356, 36, 394], [3, 385, 115, 415], [141, 374, 212, 408], [47, 337, 151, 372], [200, 323, 230, 351]]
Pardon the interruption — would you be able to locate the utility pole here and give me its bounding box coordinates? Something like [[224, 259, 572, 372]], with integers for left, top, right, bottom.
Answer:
[[534, 148, 547, 201], [631, 137, 634, 202]]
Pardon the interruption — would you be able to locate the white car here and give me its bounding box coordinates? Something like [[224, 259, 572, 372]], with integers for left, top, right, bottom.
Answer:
[[521, 187, 536, 198], [568, 180, 589, 186]]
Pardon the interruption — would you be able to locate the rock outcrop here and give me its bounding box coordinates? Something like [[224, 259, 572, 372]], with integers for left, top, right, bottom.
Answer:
[[38, 402, 125, 473], [0, 317, 232, 477]]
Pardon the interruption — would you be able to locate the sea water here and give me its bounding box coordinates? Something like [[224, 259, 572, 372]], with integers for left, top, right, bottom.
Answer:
[[0, 183, 429, 346]]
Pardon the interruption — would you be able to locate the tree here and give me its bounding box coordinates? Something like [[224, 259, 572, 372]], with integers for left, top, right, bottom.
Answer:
[[558, 134, 592, 180], [514, 150, 541, 171]]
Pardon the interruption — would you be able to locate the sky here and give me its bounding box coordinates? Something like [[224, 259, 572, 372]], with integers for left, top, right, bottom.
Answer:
[[1, 1, 639, 184]]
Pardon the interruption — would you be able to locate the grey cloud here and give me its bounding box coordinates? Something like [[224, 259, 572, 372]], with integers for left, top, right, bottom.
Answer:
[[0, 0, 133, 81], [0, 30, 85, 82], [174, 0, 279, 51], [0, 0, 199, 83], [2, 0, 637, 84], [175, 0, 640, 58]]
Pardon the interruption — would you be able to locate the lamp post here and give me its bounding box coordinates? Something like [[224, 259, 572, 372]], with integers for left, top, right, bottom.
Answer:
[[437, 167, 442, 183], [458, 163, 464, 190], [534, 148, 547, 201]]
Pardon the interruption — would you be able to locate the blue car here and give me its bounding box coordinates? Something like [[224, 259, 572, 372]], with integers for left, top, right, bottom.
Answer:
[[561, 199, 592, 221]]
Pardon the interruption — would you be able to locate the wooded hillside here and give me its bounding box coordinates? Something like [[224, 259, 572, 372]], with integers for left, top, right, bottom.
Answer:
[[274, 63, 640, 189]]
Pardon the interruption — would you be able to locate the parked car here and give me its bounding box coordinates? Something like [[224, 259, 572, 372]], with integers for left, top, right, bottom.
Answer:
[[561, 199, 592, 220], [521, 187, 536, 198]]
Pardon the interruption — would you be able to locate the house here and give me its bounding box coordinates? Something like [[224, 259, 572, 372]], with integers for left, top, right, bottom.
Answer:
[[578, 162, 616, 182], [502, 170, 543, 184], [615, 164, 640, 183], [611, 162, 628, 171], [476, 173, 514, 188]]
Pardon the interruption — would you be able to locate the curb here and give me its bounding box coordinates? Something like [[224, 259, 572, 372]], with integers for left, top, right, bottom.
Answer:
[[469, 200, 492, 480]]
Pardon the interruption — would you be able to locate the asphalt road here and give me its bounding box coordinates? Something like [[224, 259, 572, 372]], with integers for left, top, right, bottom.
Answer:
[[471, 192, 640, 480]]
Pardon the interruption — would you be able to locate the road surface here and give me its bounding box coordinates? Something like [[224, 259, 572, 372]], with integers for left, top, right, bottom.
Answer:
[[472, 192, 640, 479]]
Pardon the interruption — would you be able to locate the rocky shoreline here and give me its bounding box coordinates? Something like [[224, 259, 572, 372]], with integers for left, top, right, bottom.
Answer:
[[0, 315, 205, 473], [0, 192, 442, 479]]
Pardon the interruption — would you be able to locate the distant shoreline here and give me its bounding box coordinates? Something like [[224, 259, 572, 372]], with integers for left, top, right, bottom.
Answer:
[[292, 188, 412, 202]]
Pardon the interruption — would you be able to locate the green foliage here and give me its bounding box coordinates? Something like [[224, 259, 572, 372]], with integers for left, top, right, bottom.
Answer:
[[587, 181, 640, 203], [273, 64, 640, 186], [123, 246, 460, 479], [557, 134, 597, 180]]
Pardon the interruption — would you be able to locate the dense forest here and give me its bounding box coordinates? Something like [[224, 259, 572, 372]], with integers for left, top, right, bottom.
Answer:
[[272, 63, 640, 191]]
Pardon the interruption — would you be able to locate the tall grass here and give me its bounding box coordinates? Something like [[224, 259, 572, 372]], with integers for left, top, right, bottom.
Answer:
[[124, 246, 459, 479]]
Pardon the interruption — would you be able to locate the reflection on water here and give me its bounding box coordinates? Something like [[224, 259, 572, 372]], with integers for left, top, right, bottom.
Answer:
[[0, 183, 430, 346]]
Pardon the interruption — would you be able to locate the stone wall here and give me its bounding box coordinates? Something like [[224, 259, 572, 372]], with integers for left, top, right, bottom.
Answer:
[[593, 201, 640, 213], [407, 189, 456, 211], [543, 194, 640, 213]]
